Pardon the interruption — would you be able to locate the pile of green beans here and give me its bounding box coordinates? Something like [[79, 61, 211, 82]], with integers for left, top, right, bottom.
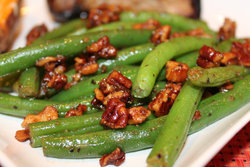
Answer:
[[0, 10, 249, 167]]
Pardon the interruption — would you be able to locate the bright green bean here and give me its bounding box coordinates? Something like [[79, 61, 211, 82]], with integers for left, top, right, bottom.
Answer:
[[132, 36, 216, 98]]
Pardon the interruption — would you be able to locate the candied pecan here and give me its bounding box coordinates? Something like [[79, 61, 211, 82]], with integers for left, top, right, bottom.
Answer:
[[166, 61, 189, 82], [148, 83, 182, 117], [87, 36, 117, 59], [64, 104, 87, 118], [64, 72, 82, 90], [94, 88, 105, 101], [21, 106, 58, 129], [74, 56, 99, 75], [26, 24, 48, 46], [197, 45, 223, 68], [87, 4, 122, 28], [192, 110, 201, 121], [36, 57, 58, 67], [220, 83, 234, 93], [151, 25, 171, 45], [221, 52, 238, 65], [171, 28, 212, 38], [106, 70, 132, 89], [218, 18, 236, 41], [15, 129, 30, 142], [132, 19, 161, 30], [45, 72, 67, 90], [103, 90, 132, 105], [100, 98, 128, 129], [231, 42, 250, 66], [99, 147, 125, 167], [127, 106, 151, 125]]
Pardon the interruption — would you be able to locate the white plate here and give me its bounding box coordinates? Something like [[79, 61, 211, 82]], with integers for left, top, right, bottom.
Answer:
[[1, 0, 250, 167]]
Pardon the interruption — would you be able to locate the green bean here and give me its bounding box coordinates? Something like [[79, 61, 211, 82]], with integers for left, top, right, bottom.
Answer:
[[188, 65, 250, 87], [69, 21, 137, 36], [175, 51, 199, 67], [0, 72, 20, 92], [0, 107, 39, 117], [31, 124, 104, 148], [0, 93, 98, 117], [132, 36, 216, 98], [0, 29, 152, 76], [32, 19, 87, 45], [42, 114, 166, 158], [147, 82, 204, 166], [17, 67, 40, 98], [29, 112, 103, 138], [120, 11, 216, 35], [69, 21, 182, 36], [190, 74, 250, 133]]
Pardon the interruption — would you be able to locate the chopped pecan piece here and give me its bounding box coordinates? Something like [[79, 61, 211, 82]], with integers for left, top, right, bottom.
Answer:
[[220, 83, 234, 93], [100, 98, 128, 129], [127, 106, 151, 125], [26, 24, 48, 46], [106, 70, 132, 89], [166, 61, 189, 82], [99, 147, 125, 167], [132, 19, 161, 30], [15, 129, 30, 142], [151, 25, 171, 45], [21, 106, 58, 129], [171, 28, 212, 38], [231, 42, 250, 66], [192, 110, 201, 121], [45, 72, 67, 90], [87, 36, 117, 59], [64, 104, 87, 118], [221, 52, 238, 65], [103, 90, 132, 106], [148, 83, 182, 117], [94, 88, 105, 101], [74, 56, 99, 75], [87, 4, 122, 28], [218, 18, 236, 41], [197, 45, 223, 68]]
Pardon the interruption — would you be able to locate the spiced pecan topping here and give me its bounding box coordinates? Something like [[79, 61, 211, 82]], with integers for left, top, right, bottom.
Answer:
[[21, 106, 58, 129], [221, 52, 238, 65], [218, 18, 236, 41], [171, 28, 212, 39], [148, 83, 182, 117], [231, 41, 250, 66], [64, 104, 87, 118], [132, 19, 161, 30], [26, 24, 48, 46], [36, 55, 67, 94], [100, 98, 128, 129], [99, 147, 125, 167], [166, 61, 189, 82], [92, 70, 133, 109], [74, 55, 99, 75], [197, 45, 223, 68], [192, 110, 201, 121], [220, 83, 234, 93], [87, 4, 122, 28], [87, 36, 117, 59], [151, 25, 171, 45], [15, 129, 30, 142], [127, 106, 151, 125]]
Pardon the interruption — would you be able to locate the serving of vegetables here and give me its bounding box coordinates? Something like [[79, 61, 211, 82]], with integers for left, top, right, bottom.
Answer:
[[0, 2, 249, 167]]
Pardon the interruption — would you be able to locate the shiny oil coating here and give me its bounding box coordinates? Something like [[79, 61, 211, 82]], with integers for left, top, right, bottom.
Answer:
[[188, 65, 250, 87], [0, 29, 152, 76], [190, 74, 250, 133]]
